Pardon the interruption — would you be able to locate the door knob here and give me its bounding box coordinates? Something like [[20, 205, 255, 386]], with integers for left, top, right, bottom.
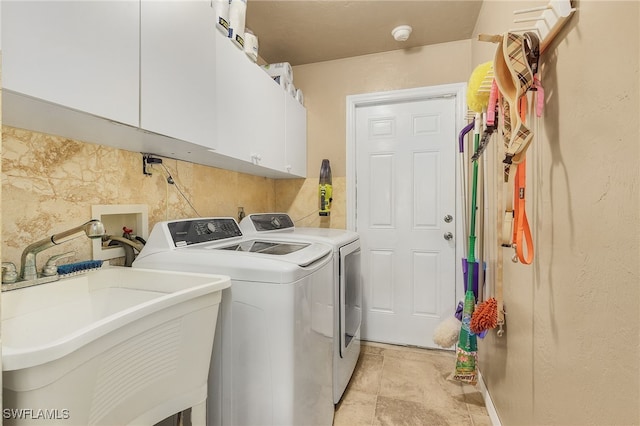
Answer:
[[443, 232, 453, 241], [444, 215, 453, 223]]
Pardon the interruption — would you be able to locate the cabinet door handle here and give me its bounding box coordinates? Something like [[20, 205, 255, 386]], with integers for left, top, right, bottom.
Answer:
[[251, 153, 262, 164]]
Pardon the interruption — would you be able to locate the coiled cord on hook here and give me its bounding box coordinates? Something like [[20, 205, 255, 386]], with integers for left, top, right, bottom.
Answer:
[[157, 163, 201, 217]]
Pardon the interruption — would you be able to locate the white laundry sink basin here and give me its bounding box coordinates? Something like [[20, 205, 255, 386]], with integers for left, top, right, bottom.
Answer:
[[2, 266, 230, 426]]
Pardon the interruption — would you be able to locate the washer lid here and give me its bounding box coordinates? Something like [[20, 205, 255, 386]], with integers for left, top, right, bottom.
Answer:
[[195, 238, 330, 268], [216, 240, 309, 255], [134, 240, 332, 282]]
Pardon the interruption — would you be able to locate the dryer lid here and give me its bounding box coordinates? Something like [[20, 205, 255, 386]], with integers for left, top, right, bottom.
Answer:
[[240, 213, 359, 246]]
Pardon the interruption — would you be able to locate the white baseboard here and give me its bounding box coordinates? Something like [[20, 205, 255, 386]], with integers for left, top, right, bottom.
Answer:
[[478, 370, 502, 426]]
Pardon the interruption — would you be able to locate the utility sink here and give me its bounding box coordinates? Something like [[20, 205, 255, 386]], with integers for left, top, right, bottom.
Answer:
[[2, 267, 231, 426]]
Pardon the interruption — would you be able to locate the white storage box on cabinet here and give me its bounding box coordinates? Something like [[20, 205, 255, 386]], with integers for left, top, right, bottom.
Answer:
[[140, 0, 218, 150], [2, 1, 140, 127], [215, 33, 286, 170]]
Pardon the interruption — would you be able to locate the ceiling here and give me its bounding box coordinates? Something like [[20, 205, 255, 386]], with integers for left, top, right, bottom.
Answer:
[[245, 1, 484, 66]]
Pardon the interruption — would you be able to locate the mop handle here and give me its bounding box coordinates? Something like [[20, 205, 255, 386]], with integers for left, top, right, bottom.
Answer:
[[466, 116, 482, 293], [459, 121, 475, 153]]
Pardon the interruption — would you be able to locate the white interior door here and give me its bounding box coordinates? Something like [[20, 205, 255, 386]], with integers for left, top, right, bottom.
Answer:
[[353, 92, 458, 348]]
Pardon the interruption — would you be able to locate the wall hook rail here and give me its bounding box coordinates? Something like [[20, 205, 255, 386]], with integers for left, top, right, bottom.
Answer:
[[510, 0, 576, 53]]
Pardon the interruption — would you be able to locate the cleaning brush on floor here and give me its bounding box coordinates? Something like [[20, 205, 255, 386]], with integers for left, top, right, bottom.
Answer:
[[433, 315, 461, 348]]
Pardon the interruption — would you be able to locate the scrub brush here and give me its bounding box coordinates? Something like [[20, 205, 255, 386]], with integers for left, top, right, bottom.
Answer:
[[466, 61, 494, 113], [470, 297, 498, 334], [57, 260, 104, 277]]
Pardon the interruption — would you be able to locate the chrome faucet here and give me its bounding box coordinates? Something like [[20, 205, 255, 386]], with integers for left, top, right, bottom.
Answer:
[[2, 219, 105, 290]]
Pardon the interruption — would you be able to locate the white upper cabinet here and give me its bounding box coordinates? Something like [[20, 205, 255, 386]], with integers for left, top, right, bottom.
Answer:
[[140, 0, 218, 150], [2, 0, 140, 127], [2, 0, 306, 178], [215, 37, 286, 170], [284, 95, 307, 177]]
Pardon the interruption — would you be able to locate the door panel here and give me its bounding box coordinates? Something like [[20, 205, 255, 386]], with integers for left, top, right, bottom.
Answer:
[[356, 96, 456, 348], [369, 154, 395, 227], [369, 250, 395, 312], [412, 251, 438, 315], [413, 151, 439, 228]]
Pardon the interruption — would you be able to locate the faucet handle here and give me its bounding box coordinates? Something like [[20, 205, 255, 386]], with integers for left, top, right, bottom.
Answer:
[[2, 262, 18, 284], [42, 251, 75, 277]]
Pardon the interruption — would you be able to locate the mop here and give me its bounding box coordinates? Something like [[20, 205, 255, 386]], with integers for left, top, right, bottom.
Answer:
[[450, 114, 481, 386], [433, 119, 474, 349]]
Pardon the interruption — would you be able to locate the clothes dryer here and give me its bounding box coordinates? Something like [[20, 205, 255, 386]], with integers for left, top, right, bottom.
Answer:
[[133, 217, 334, 426], [240, 213, 361, 404]]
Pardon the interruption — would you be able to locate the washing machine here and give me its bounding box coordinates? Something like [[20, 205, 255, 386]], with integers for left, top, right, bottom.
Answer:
[[239, 213, 361, 404], [132, 217, 334, 426]]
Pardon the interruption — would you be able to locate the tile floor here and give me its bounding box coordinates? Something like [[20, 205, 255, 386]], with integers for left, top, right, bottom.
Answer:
[[334, 341, 492, 426]]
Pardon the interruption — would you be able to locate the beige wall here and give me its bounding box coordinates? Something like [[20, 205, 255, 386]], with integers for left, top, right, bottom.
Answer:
[[1, 126, 276, 268], [275, 40, 472, 229], [472, 1, 640, 425], [294, 39, 471, 178]]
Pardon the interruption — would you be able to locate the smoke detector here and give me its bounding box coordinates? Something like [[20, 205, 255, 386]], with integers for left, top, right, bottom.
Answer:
[[391, 25, 412, 42]]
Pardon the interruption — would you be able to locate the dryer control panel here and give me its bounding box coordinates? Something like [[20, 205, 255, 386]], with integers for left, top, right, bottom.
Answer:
[[248, 213, 295, 232], [168, 218, 242, 246]]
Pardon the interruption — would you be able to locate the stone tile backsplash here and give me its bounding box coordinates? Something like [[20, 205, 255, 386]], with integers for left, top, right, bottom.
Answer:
[[1, 126, 277, 268]]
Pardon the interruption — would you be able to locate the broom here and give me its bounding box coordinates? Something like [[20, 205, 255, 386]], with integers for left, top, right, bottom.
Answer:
[[450, 114, 481, 386]]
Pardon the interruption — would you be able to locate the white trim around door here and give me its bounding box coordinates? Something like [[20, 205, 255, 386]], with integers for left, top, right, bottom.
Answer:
[[346, 82, 468, 315]]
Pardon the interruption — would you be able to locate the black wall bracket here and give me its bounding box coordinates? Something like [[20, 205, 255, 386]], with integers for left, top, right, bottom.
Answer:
[[142, 153, 162, 176]]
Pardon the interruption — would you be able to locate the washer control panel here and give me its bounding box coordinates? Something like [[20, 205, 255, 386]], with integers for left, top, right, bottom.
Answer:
[[168, 218, 242, 246]]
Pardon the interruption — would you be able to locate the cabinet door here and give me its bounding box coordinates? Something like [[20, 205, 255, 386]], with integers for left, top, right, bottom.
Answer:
[[2, 1, 140, 126], [216, 36, 285, 168], [284, 95, 307, 177], [140, 0, 218, 150]]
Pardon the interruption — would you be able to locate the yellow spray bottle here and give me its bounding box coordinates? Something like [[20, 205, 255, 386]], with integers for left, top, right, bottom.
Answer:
[[319, 159, 332, 216]]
